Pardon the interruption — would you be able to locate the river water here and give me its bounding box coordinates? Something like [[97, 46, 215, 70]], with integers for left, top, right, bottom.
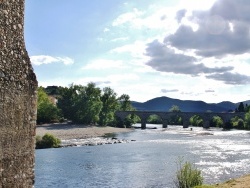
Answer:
[[35, 124, 250, 188]]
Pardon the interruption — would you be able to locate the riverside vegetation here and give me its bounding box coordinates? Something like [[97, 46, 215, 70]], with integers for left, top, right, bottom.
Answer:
[[173, 160, 250, 188], [37, 83, 137, 128], [174, 159, 203, 188], [36, 133, 61, 149]]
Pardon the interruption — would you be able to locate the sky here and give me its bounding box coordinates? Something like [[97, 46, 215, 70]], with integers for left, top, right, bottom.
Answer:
[[24, 0, 250, 103]]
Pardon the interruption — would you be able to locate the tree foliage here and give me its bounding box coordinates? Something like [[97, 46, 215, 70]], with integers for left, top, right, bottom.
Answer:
[[99, 87, 119, 126], [115, 94, 137, 128], [210, 116, 223, 127], [244, 112, 250, 129], [37, 87, 61, 124], [58, 83, 103, 124], [147, 115, 162, 124], [168, 105, 182, 125], [190, 115, 203, 127], [169, 105, 181, 112], [56, 83, 135, 127]]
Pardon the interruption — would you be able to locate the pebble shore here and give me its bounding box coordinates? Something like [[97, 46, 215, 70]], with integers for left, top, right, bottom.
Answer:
[[36, 123, 134, 147]]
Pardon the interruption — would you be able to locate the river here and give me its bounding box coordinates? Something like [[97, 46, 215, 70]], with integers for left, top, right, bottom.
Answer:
[[35, 124, 250, 188]]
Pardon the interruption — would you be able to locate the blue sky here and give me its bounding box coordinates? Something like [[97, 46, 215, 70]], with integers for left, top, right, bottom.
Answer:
[[24, 0, 250, 103]]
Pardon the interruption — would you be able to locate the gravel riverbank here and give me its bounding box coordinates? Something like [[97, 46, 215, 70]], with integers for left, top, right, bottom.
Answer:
[[36, 123, 133, 147]]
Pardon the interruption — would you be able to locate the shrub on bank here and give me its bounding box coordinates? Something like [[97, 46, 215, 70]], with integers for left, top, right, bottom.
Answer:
[[174, 159, 203, 188], [36, 133, 61, 149]]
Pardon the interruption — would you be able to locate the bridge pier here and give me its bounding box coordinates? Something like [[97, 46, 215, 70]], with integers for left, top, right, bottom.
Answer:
[[203, 121, 210, 129], [183, 119, 189, 128], [162, 119, 168, 128], [141, 119, 146, 129]]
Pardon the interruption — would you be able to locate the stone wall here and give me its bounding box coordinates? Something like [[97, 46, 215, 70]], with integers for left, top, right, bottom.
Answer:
[[0, 0, 37, 187]]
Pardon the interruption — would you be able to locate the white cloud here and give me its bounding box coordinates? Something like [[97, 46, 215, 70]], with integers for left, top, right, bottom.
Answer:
[[112, 8, 143, 26], [56, 57, 74, 65], [103, 28, 110, 32], [112, 6, 178, 35], [110, 40, 147, 59], [82, 59, 125, 70], [111, 37, 129, 42], [30, 55, 74, 66]]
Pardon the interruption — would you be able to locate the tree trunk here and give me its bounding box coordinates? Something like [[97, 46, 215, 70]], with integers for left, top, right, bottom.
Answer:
[[0, 0, 37, 187]]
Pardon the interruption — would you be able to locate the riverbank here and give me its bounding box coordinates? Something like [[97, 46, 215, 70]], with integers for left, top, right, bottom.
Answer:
[[36, 123, 133, 147], [213, 174, 250, 188]]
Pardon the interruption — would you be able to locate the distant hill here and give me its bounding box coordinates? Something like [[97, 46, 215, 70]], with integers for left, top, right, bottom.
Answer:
[[131, 96, 249, 112]]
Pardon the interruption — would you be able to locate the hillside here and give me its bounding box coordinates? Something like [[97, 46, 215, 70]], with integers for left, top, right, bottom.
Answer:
[[131, 96, 249, 112]]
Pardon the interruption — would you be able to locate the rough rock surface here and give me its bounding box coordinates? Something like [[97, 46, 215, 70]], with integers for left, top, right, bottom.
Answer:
[[0, 0, 37, 187]]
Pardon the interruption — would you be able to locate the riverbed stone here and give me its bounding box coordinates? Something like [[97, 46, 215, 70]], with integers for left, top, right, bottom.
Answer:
[[0, 0, 37, 187]]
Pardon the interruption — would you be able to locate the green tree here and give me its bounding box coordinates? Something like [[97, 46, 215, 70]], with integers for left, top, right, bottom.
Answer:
[[169, 105, 182, 125], [210, 116, 223, 127], [57, 83, 103, 124], [57, 85, 78, 121], [116, 94, 137, 128], [190, 115, 203, 127], [245, 104, 250, 112], [231, 116, 245, 129], [245, 112, 250, 129], [169, 105, 181, 112], [118, 94, 134, 111], [147, 114, 162, 124], [37, 87, 61, 124], [99, 87, 119, 126], [74, 83, 103, 124]]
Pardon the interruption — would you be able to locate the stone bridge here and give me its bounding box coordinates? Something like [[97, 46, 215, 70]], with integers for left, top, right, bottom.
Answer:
[[115, 111, 246, 129]]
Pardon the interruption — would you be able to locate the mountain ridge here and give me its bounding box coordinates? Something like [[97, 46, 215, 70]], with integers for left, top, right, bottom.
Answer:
[[131, 96, 249, 112]]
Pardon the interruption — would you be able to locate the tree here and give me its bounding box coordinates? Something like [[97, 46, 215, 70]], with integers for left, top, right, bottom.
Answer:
[[210, 116, 223, 127], [147, 115, 162, 124], [37, 87, 61, 124], [169, 105, 181, 112], [57, 83, 103, 124], [190, 115, 203, 127], [231, 116, 245, 129], [245, 104, 250, 112], [169, 105, 182, 125], [99, 87, 119, 126], [116, 94, 137, 128], [74, 83, 103, 124], [57, 85, 78, 121], [245, 112, 250, 130], [237, 102, 245, 112]]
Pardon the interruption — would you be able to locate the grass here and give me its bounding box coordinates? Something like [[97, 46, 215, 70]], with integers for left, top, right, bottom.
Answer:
[[174, 159, 203, 188]]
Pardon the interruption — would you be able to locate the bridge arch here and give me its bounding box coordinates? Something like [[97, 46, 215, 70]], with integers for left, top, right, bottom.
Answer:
[[115, 111, 246, 129]]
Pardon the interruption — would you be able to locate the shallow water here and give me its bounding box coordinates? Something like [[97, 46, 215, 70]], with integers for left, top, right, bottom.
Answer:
[[35, 124, 250, 188]]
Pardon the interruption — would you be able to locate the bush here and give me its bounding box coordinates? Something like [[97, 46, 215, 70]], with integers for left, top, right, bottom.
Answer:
[[36, 133, 61, 149], [174, 159, 203, 188]]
